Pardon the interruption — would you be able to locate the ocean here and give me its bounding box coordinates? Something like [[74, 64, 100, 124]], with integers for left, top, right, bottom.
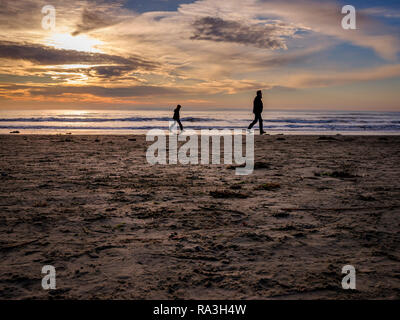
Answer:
[[0, 109, 399, 135]]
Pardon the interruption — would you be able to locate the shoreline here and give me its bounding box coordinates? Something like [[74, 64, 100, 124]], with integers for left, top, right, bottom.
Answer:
[[2, 132, 400, 136]]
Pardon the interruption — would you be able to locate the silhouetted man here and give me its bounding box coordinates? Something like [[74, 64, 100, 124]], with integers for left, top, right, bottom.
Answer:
[[170, 104, 183, 131], [248, 90, 266, 135]]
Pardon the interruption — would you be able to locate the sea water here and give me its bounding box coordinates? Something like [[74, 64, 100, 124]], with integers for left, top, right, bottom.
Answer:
[[0, 109, 399, 135]]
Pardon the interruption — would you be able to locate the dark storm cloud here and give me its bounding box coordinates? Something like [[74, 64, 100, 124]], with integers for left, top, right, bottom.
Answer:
[[0, 41, 158, 71], [190, 17, 288, 49]]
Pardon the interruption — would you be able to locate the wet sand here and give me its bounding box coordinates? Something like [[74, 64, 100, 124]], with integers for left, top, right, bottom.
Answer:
[[0, 134, 399, 299]]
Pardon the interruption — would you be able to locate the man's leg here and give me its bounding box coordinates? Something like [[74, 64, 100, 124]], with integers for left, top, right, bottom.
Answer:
[[259, 114, 265, 134], [248, 114, 259, 129]]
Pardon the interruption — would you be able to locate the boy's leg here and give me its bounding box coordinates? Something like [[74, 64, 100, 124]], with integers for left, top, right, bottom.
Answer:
[[177, 119, 183, 131], [169, 120, 176, 131]]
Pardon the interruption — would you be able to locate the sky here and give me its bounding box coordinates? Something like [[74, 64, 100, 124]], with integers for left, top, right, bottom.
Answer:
[[0, 0, 399, 111]]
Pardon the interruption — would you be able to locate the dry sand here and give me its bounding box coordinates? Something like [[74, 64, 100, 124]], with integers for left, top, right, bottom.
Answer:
[[0, 134, 399, 299]]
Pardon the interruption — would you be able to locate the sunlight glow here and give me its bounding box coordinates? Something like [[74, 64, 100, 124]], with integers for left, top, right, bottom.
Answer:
[[46, 33, 103, 53], [59, 110, 90, 117]]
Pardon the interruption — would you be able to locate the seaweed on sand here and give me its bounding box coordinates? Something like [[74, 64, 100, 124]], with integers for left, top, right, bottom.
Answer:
[[256, 182, 281, 191], [209, 190, 249, 199]]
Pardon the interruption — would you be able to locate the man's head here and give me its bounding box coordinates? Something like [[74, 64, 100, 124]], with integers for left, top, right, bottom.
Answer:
[[177, 104, 182, 109], [257, 90, 262, 98]]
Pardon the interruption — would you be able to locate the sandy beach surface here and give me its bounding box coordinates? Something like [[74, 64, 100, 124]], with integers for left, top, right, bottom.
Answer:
[[0, 134, 399, 300]]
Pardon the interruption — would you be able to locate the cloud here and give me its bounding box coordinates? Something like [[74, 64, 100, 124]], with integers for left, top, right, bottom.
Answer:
[[190, 16, 296, 49], [257, 0, 400, 60], [72, 2, 133, 36], [29, 85, 183, 97], [72, 9, 116, 36], [107, 2, 318, 82], [179, 0, 400, 60], [0, 0, 399, 110], [0, 0, 86, 33], [27, 65, 142, 83], [85, 65, 138, 78], [289, 64, 400, 88], [362, 7, 400, 19], [0, 40, 158, 70], [0, 0, 46, 30], [0, 84, 185, 99], [0, 74, 61, 84]]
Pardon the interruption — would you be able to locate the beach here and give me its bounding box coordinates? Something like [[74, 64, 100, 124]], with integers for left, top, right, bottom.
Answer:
[[0, 134, 399, 299]]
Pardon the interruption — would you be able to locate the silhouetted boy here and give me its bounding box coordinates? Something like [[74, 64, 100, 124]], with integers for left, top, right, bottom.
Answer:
[[248, 90, 266, 135], [170, 104, 183, 131]]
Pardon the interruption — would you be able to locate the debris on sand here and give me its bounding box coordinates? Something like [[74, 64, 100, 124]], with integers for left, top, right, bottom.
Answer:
[[10, 131, 20, 134], [241, 232, 273, 242], [256, 182, 281, 191], [113, 223, 126, 231], [227, 161, 270, 170], [209, 190, 249, 199], [358, 194, 376, 202], [273, 225, 297, 231], [272, 211, 290, 218], [226, 164, 245, 170], [254, 162, 270, 169], [315, 162, 357, 179], [315, 171, 356, 179], [318, 136, 337, 141], [294, 232, 306, 238], [33, 201, 48, 208]]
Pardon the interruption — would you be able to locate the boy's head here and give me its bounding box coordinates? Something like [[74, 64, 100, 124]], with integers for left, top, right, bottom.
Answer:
[[177, 104, 182, 109]]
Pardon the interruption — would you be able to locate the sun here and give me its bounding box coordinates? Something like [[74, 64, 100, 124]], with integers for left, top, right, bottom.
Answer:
[[46, 33, 103, 53]]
